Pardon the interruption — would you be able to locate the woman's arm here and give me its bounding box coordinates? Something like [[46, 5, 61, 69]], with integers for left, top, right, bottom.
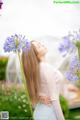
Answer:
[[45, 69, 65, 120], [52, 100, 65, 120]]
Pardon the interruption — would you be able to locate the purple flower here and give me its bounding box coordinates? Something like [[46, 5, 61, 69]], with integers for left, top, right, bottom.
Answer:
[[64, 56, 80, 81], [58, 36, 75, 56], [58, 29, 80, 57], [59, 29, 80, 82], [70, 56, 80, 70], [65, 71, 79, 81], [3, 34, 30, 52]]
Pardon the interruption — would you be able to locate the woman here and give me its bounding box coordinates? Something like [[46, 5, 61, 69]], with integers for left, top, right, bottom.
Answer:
[[22, 40, 65, 120]]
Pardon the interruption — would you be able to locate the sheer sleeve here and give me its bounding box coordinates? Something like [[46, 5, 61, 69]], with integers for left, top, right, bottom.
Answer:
[[47, 69, 65, 120], [52, 100, 65, 120]]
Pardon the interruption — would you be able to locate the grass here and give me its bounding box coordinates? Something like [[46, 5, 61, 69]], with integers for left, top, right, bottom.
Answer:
[[0, 83, 80, 120], [0, 84, 33, 120], [60, 95, 69, 118], [68, 108, 80, 120]]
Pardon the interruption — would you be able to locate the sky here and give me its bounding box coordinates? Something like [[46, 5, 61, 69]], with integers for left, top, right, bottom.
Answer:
[[0, 0, 80, 55]]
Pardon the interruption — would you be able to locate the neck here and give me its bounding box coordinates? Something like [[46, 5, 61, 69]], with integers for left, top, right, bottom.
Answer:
[[40, 56, 47, 62]]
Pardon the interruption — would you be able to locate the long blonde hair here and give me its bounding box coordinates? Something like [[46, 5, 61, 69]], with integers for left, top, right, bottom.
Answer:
[[22, 42, 41, 106]]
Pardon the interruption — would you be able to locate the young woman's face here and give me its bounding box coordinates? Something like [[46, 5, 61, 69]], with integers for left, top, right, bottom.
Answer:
[[32, 41, 48, 59]]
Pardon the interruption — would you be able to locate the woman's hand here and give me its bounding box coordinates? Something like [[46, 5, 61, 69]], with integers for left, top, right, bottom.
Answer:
[[39, 96, 52, 106]]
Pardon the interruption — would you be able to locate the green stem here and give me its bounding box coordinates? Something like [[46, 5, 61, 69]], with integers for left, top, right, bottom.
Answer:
[[78, 47, 80, 60], [17, 51, 34, 120]]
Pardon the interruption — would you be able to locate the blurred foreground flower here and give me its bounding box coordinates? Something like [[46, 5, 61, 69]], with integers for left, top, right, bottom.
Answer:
[[58, 36, 75, 57], [4, 34, 30, 52], [3, 34, 34, 119], [58, 29, 80, 57], [58, 29, 80, 87]]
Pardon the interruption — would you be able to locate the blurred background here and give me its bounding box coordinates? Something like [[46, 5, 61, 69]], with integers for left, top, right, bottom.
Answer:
[[0, 0, 80, 119]]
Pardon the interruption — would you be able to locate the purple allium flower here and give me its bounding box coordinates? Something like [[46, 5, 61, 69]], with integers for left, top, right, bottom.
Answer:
[[65, 71, 79, 81], [59, 29, 80, 82], [58, 29, 80, 57], [64, 56, 80, 81], [58, 36, 75, 56], [3, 34, 30, 52], [70, 56, 80, 70]]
